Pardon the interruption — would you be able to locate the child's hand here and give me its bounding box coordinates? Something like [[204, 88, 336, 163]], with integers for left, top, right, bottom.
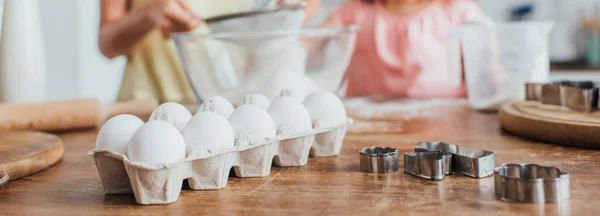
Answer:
[[141, 0, 201, 38]]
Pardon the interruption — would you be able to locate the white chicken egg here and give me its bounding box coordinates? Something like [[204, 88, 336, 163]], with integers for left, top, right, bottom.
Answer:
[[303, 91, 347, 128], [149, 102, 192, 132], [127, 121, 186, 164], [197, 96, 235, 118], [96, 114, 144, 153], [228, 104, 276, 146], [182, 111, 235, 151], [242, 93, 271, 110], [267, 94, 311, 136]]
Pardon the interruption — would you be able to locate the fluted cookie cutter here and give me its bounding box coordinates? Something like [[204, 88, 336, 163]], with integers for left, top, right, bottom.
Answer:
[[360, 147, 399, 173], [403, 151, 452, 180], [526, 81, 599, 112], [407, 142, 494, 179], [494, 163, 570, 203]]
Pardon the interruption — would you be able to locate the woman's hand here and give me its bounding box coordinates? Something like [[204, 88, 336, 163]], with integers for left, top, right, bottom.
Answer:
[[99, 0, 202, 58], [141, 0, 201, 38]]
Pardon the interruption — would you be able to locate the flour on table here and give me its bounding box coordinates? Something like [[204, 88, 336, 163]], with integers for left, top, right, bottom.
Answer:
[[344, 98, 467, 120], [347, 120, 403, 134]]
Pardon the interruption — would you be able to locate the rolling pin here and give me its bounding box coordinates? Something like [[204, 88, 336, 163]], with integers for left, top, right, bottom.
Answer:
[[0, 98, 159, 132]]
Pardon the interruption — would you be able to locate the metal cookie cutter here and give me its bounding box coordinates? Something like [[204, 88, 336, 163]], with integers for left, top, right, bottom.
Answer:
[[539, 81, 565, 106], [413, 142, 495, 178], [526, 81, 600, 112], [559, 81, 599, 112], [494, 164, 570, 203], [360, 147, 399, 173], [403, 151, 452, 180], [525, 83, 544, 102]]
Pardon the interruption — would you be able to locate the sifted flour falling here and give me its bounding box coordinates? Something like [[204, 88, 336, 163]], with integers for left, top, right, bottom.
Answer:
[[220, 37, 323, 103]]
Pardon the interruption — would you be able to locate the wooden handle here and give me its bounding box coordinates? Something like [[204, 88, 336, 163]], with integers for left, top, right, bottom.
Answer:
[[0, 98, 160, 132], [0, 99, 103, 131], [105, 99, 159, 122]]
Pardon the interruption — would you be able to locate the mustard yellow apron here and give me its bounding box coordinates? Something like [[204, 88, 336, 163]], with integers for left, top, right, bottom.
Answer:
[[118, 0, 254, 103]]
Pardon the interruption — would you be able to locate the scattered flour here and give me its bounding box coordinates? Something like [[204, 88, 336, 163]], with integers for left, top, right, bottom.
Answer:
[[347, 120, 403, 134], [344, 98, 468, 120]]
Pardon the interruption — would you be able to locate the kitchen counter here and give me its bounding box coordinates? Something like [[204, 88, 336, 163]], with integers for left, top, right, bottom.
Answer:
[[1, 99, 599, 215]]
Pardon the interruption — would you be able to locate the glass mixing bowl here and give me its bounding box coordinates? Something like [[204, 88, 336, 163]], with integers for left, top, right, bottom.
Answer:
[[172, 25, 359, 104]]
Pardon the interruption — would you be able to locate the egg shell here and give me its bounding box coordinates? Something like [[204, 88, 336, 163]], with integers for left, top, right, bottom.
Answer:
[[242, 93, 271, 110], [302, 91, 347, 128], [127, 121, 186, 164], [228, 104, 276, 146], [198, 96, 235, 118], [182, 111, 235, 153], [267, 96, 312, 136], [96, 114, 144, 153], [149, 102, 192, 132]]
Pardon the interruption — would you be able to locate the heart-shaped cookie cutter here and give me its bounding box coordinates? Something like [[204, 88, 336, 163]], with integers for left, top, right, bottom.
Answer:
[[494, 163, 570, 203]]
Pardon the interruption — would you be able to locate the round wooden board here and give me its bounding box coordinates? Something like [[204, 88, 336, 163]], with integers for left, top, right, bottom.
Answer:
[[0, 130, 64, 186], [499, 100, 600, 149]]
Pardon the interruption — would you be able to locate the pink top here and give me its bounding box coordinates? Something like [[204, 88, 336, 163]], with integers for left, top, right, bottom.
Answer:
[[331, 0, 488, 98]]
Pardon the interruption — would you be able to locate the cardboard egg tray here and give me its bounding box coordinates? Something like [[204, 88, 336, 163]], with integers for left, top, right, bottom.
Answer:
[[89, 119, 350, 205]]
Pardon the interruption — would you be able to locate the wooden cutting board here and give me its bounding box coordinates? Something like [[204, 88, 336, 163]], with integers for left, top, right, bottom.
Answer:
[[0, 130, 64, 186], [499, 100, 600, 149]]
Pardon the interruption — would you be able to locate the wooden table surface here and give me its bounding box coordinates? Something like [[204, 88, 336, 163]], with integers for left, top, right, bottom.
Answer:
[[1, 99, 599, 215]]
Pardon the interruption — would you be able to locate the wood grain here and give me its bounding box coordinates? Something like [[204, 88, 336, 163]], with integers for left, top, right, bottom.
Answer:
[[0, 99, 104, 131], [0, 99, 158, 132], [0, 99, 599, 215], [499, 100, 600, 149], [105, 99, 159, 122], [0, 130, 64, 184]]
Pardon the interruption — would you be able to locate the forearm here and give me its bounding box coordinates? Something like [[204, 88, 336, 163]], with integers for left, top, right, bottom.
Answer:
[[99, 4, 155, 58]]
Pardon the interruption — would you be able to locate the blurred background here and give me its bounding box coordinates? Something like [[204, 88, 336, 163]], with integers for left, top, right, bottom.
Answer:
[[2, 0, 600, 103]]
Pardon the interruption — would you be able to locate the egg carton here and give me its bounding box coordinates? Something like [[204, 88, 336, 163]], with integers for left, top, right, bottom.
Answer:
[[89, 119, 350, 205]]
